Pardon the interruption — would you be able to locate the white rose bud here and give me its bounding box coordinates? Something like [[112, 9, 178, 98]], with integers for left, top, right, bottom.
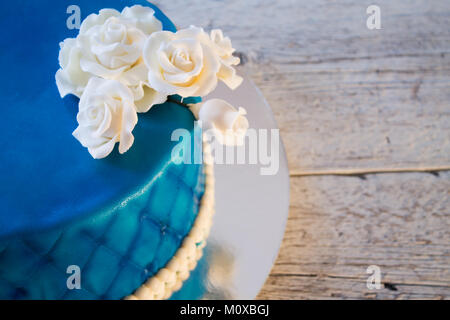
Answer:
[[121, 5, 163, 36], [190, 99, 249, 146], [209, 29, 243, 90], [73, 77, 138, 159]]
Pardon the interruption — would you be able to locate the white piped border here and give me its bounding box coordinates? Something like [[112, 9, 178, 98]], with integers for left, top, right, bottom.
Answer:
[[125, 139, 215, 300]]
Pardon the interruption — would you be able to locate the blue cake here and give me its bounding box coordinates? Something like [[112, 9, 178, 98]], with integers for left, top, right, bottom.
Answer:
[[0, 0, 247, 300], [0, 0, 217, 300]]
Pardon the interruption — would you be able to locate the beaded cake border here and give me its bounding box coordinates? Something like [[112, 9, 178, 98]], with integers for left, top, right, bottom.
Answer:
[[125, 139, 215, 300]]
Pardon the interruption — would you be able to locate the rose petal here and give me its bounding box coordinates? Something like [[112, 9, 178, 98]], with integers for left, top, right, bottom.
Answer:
[[134, 85, 167, 113]]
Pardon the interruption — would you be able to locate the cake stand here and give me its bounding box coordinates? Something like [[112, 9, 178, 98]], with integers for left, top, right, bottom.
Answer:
[[172, 68, 290, 299]]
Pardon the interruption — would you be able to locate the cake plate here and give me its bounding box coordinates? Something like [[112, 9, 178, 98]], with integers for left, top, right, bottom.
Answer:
[[172, 68, 290, 300]]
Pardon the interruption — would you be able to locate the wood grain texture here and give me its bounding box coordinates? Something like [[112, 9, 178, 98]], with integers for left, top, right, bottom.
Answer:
[[155, 0, 450, 299], [156, 0, 450, 174], [257, 172, 450, 299]]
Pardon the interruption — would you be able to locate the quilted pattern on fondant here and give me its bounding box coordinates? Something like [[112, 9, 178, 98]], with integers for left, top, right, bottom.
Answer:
[[0, 162, 205, 300]]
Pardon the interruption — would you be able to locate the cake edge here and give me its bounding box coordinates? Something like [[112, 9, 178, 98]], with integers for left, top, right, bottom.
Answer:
[[126, 137, 215, 300]]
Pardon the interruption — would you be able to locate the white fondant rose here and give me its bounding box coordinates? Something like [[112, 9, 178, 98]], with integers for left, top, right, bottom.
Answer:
[[73, 77, 138, 159], [121, 5, 163, 35], [143, 26, 221, 97], [56, 37, 90, 98], [209, 29, 243, 90], [56, 6, 166, 112], [190, 99, 249, 146]]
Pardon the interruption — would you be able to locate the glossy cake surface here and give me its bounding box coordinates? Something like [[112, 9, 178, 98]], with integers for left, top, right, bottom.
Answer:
[[0, 0, 206, 299]]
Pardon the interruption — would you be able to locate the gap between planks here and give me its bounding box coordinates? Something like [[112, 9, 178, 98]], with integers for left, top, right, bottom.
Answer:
[[290, 166, 450, 177]]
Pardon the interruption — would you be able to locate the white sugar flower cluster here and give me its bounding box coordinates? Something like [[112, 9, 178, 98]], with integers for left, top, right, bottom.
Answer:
[[56, 5, 247, 159]]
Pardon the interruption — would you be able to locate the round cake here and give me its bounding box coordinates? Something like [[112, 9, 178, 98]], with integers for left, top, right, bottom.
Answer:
[[0, 0, 222, 299], [0, 0, 248, 299]]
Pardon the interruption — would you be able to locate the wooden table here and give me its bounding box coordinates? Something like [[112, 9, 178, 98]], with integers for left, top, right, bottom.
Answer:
[[159, 0, 450, 299]]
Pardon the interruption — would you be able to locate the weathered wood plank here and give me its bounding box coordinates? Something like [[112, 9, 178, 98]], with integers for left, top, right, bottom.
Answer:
[[258, 172, 450, 299], [258, 275, 450, 300], [154, 0, 450, 299], [157, 0, 450, 174]]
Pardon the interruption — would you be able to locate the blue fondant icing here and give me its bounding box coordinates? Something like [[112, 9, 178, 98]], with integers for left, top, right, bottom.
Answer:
[[169, 95, 203, 105], [0, 152, 205, 299], [0, 1, 208, 299]]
